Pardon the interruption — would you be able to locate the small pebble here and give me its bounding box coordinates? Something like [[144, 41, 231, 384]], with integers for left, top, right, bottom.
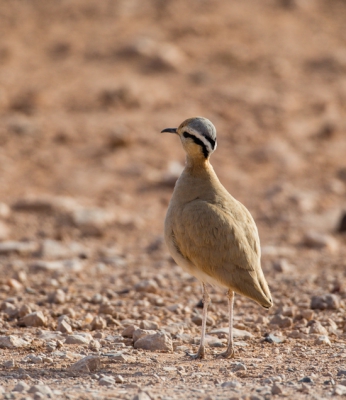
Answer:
[[99, 376, 115, 386]]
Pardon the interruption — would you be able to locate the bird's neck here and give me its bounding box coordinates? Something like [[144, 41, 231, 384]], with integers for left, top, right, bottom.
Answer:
[[185, 155, 212, 176]]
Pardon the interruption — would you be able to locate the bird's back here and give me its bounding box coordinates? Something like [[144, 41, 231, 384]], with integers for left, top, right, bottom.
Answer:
[[164, 161, 272, 308]]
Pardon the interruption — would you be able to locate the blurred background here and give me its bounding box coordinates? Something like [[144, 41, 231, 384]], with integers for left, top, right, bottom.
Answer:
[[0, 0, 345, 273]]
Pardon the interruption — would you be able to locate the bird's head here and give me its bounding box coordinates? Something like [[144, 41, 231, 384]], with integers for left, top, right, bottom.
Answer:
[[161, 117, 217, 160]]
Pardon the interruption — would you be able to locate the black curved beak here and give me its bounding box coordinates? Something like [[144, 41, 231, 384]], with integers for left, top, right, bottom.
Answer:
[[161, 128, 177, 134]]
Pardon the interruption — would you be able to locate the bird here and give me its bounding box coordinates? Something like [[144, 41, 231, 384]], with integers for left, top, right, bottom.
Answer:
[[162, 117, 273, 359]]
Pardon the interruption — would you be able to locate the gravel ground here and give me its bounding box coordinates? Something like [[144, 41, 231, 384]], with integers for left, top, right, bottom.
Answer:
[[0, 1, 346, 399]]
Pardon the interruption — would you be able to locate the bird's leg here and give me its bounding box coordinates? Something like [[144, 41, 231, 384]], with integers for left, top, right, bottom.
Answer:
[[187, 283, 210, 359], [219, 289, 235, 358]]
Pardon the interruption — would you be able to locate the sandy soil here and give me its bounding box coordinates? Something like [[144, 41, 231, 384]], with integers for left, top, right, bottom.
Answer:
[[0, 0, 346, 399]]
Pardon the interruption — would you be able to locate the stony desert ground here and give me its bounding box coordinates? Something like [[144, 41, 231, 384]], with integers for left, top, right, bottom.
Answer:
[[0, 1, 346, 399]]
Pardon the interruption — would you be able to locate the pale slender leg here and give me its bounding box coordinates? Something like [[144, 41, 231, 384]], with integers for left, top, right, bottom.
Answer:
[[187, 283, 210, 359], [219, 289, 235, 358]]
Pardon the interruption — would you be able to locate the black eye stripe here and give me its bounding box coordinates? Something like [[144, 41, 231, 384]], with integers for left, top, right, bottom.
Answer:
[[183, 131, 209, 158], [204, 135, 215, 149]]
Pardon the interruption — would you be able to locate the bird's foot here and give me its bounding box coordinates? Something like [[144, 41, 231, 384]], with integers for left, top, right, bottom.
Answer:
[[217, 346, 235, 359], [186, 345, 205, 360]]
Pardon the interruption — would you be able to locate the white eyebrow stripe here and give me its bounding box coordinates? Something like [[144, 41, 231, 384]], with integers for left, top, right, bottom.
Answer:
[[187, 129, 214, 152]]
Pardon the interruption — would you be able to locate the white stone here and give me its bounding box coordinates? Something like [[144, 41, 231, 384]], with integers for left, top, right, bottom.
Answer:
[[133, 329, 157, 343], [71, 207, 116, 235], [21, 311, 47, 327], [314, 335, 331, 346], [132, 392, 152, 400], [0, 241, 39, 255], [134, 331, 173, 352], [68, 355, 101, 373], [57, 319, 73, 334], [65, 334, 90, 345], [28, 385, 53, 397], [209, 327, 253, 339], [99, 376, 115, 386], [40, 239, 87, 260], [0, 335, 31, 348], [134, 279, 159, 293], [303, 231, 338, 252], [29, 259, 84, 272]]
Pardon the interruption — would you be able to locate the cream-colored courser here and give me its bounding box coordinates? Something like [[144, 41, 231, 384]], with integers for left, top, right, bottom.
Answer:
[[162, 117, 273, 359]]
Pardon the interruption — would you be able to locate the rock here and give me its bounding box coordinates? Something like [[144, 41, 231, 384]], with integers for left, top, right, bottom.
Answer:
[[28, 385, 53, 397], [122, 325, 139, 338], [57, 318, 73, 334], [20, 311, 46, 327], [12, 195, 79, 214], [13, 381, 30, 392], [272, 259, 295, 273], [62, 307, 76, 319], [17, 304, 32, 320], [314, 335, 331, 346], [91, 316, 107, 330], [191, 314, 215, 327], [232, 363, 247, 372], [3, 359, 16, 368], [209, 327, 253, 339], [271, 383, 283, 395], [269, 315, 292, 329], [299, 376, 314, 383], [288, 330, 309, 340], [134, 279, 159, 293], [134, 331, 173, 352], [99, 303, 117, 316], [0, 241, 39, 255], [0, 221, 10, 240], [68, 355, 101, 373], [263, 334, 283, 344], [90, 293, 105, 304], [334, 385, 346, 396], [132, 392, 152, 400], [337, 370, 346, 377], [140, 320, 159, 330], [123, 37, 186, 71], [1, 302, 18, 317], [89, 339, 101, 351], [252, 138, 303, 172], [48, 289, 66, 304], [71, 207, 116, 235], [303, 231, 338, 252], [65, 334, 90, 345], [99, 376, 115, 386], [115, 375, 125, 383], [308, 321, 328, 335], [15, 270, 27, 283], [7, 278, 23, 291], [38, 331, 65, 341], [310, 294, 340, 310], [300, 309, 314, 321], [105, 352, 129, 362], [221, 380, 241, 388], [133, 329, 157, 343], [29, 259, 84, 273], [25, 354, 44, 364], [40, 239, 87, 259]]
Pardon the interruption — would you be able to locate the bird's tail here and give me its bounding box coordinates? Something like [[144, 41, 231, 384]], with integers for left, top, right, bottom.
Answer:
[[231, 267, 273, 309]]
